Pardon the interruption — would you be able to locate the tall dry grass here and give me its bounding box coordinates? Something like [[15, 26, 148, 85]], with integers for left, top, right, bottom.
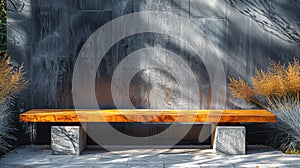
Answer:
[[228, 58, 300, 153], [0, 52, 27, 100], [0, 52, 27, 155], [229, 58, 300, 109]]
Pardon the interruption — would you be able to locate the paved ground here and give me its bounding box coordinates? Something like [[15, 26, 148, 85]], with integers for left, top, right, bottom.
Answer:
[[0, 145, 299, 168]]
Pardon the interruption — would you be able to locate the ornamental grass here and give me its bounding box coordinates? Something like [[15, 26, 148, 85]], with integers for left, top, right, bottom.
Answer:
[[228, 58, 300, 153]]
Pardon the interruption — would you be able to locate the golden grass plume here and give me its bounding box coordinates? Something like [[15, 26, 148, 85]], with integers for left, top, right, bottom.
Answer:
[[228, 58, 300, 108], [0, 52, 28, 101]]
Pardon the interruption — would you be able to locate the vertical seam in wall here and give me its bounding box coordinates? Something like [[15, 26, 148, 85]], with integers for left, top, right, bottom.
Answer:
[[225, 0, 229, 108], [30, 1, 36, 143], [188, 0, 190, 20], [130, 0, 133, 14], [225, 0, 228, 73], [29, 0, 35, 110], [68, 0, 71, 60], [247, 15, 252, 79], [268, 0, 272, 58]]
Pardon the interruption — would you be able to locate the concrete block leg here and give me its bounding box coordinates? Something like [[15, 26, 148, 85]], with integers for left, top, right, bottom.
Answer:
[[213, 126, 246, 155], [51, 126, 86, 155]]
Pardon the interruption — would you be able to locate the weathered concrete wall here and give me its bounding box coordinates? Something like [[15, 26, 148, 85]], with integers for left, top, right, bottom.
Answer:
[[7, 0, 300, 145]]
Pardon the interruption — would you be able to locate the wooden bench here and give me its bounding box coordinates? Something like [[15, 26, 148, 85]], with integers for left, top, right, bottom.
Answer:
[[20, 109, 276, 155]]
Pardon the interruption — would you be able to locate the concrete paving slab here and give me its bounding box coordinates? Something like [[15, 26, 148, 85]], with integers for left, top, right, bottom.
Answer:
[[64, 154, 100, 164], [200, 164, 234, 168], [93, 163, 128, 168], [0, 145, 300, 168], [165, 163, 200, 168], [96, 155, 129, 165], [127, 163, 164, 168], [35, 165, 63, 168], [59, 165, 93, 168]]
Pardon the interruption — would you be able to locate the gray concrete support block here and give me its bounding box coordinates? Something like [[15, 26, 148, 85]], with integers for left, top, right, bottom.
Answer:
[[213, 126, 246, 155], [51, 126, 86, 155]]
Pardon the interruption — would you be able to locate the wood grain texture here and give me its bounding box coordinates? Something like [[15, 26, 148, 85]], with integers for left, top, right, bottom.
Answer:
[[20, 109, 276, 123]]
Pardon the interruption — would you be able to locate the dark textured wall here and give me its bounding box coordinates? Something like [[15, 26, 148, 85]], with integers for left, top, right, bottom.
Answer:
[[7, 0, 300, 145]]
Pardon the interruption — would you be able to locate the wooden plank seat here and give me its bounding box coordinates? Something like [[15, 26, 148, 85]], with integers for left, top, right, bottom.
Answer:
[[20, 109, 276, 123], [20, 109, 276, 155]]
